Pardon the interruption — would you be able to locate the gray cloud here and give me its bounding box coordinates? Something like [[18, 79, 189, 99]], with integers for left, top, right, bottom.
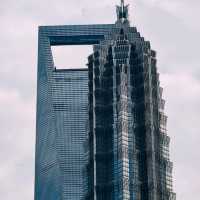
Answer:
[[161, 72, 200, 199], [0, 0, 199, 199]]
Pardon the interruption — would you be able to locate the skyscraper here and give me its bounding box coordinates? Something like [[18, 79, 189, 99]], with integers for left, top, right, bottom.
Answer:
[[86, 1, 176, 200], [35, 68, 89, 199], [35, 23, 114, 200], [35, 1, 176, 200]]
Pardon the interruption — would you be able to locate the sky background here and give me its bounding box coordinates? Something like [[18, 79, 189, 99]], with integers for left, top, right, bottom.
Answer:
[[0, 0, 200, 199]]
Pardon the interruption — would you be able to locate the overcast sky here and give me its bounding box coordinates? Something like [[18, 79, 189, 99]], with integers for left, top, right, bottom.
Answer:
[[0, 0, 200, 199]]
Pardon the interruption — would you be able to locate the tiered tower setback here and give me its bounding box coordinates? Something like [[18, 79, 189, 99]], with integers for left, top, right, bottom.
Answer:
[[86, 1, 176, 199]]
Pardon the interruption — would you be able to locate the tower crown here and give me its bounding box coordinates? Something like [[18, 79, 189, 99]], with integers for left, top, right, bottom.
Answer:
[[116, 0, 129, 22]]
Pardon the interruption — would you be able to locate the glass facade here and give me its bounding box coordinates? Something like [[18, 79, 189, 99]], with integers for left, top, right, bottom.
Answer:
[[35, 24, 115, 200], [35, 69, 89, 199], [35, 1, 176, 200], [52, 69, 88, 199], [86, 1, 176, 200]]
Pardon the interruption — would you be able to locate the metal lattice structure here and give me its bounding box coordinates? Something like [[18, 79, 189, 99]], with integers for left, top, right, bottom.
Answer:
[[85, 1, 176, 199]]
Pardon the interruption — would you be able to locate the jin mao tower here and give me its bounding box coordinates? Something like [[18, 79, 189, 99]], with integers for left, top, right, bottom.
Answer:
[[86, 1, 176, 199]]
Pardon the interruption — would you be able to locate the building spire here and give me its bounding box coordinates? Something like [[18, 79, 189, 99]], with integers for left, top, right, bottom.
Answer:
[[121, 0, 125, 8], [116, 0, 129, 22], [121, 0, 125, 16]]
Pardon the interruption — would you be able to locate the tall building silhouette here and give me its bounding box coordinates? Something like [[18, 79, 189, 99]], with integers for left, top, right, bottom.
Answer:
[[86, 1, 176, 199], [35, 1, 176, 199]]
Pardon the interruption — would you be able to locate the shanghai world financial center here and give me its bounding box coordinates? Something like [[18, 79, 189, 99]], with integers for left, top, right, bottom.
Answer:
[[35, 1, 176, 200]]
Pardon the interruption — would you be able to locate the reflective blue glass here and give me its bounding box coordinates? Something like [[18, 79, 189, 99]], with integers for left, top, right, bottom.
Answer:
[[35, 3, 176, 199], [35, 25, 114, 200]]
